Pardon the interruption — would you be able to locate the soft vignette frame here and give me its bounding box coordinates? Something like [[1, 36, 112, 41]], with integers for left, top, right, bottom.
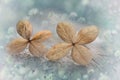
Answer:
[[0, 0, 120, 80]]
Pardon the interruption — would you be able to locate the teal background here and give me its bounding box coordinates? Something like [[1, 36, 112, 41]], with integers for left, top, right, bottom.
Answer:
[[0, 0, 120, 80]]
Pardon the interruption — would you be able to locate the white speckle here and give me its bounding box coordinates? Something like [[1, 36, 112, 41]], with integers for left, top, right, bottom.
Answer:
[[114, 50, 120, 57], [24, 16, 30, 20], [69, 12, 78, 17], [111, 30, 117, 35], [36, 78, 40, 80], [81, 0, 90, 5], [39, 11, 43, 15], [88, 69, 95, 73], [99, 73, 110, 80], [28, 8, 39, 16], [19, 67, 30, 75], [8, 27, 15, 34], [77, 17, 86, 22], [83, 74, 88, 79], [77, 78, 81, 80]]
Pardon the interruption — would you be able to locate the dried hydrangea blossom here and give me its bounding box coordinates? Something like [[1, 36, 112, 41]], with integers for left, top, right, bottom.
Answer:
[[7, 20, 52, 57], [46, 22, 99, 66]]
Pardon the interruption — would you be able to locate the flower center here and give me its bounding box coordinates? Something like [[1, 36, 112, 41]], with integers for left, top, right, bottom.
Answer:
[[28, 40, 31, 43], [72, 43, 75, 46]]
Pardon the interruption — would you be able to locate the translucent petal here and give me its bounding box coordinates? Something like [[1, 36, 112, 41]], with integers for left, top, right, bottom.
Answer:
[[29, 41, 46, 57], [31, 30, 52, 43], [71, 45, 93, 66], [57, 22, 76, 43], [46, 43, 72, 61], [16, 20, 32, 40], [6, 38, 28, 55], [76, 26, 99, 44]]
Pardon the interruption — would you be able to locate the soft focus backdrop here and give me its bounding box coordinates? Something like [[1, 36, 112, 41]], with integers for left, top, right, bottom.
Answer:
[[0, 0, 120, 80]]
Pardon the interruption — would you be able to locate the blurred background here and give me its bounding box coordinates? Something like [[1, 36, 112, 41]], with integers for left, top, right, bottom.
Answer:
[[0, 0, 120, 80]]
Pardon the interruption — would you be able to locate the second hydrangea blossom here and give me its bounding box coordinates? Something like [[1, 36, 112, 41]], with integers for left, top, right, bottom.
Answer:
[[46, 22, 99, 66]]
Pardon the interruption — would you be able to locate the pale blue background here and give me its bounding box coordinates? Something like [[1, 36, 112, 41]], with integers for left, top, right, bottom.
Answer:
[[0, 0, 120, 80]]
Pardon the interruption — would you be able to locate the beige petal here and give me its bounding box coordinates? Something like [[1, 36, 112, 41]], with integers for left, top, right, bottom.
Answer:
[[31, 30, 52, 42], [57, 22, 76, 43], [6, 38, 28, 55], [76, 26, 99, 44], [29, 41, 46, 57], [46, 43, 72, 61], [71, 45, 93, 66], [16, 20, 32, 40]]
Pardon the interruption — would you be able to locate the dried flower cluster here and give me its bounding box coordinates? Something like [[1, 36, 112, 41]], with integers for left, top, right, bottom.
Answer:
[[7, 20, 52, 57], [7, 20, 99, 66], [46, 22, 99, 66]]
